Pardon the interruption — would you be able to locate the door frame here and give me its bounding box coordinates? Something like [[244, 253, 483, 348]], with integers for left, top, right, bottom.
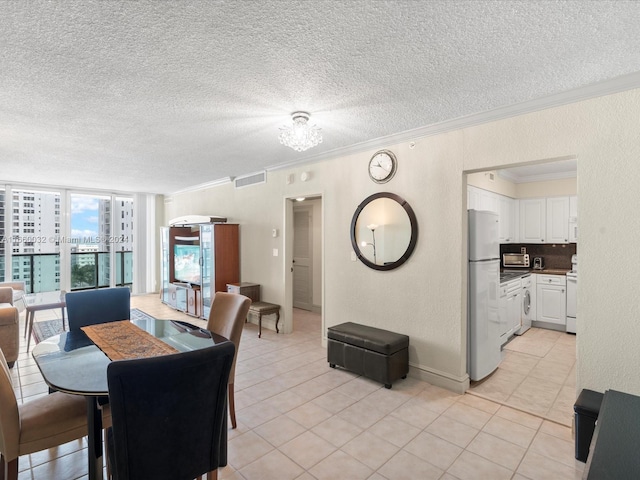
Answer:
[[283, 192, 324, 338]]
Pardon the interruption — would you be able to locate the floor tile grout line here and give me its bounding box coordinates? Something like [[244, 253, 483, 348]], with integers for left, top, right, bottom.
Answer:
[[466, 390, 571, 429], [11, 296, 583, 480]]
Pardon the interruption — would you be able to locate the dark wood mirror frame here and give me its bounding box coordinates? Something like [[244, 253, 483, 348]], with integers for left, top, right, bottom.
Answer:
[[350, 192, 418, 271]]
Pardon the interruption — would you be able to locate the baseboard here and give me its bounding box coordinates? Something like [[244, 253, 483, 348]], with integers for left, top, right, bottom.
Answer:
[[531, 320, 566, 332], [310, 304, 321, 314], [409, 364, 470, 394]]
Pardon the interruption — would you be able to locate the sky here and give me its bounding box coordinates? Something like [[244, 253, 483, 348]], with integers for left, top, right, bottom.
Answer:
[[70, 194, 103, 241]]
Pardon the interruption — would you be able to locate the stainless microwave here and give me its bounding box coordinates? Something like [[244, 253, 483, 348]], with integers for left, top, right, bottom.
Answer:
[[503, 253, 530, 268]]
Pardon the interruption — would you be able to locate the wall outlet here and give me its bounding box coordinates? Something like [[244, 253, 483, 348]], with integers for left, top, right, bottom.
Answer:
[[273, 248, 279, 257]]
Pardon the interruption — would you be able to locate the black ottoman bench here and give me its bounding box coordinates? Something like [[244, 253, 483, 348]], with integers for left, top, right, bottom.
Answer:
[[327, 322, 409, 388]]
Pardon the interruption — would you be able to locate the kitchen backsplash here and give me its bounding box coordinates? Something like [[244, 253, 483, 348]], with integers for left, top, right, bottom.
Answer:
[[500, 243, 577, 270]]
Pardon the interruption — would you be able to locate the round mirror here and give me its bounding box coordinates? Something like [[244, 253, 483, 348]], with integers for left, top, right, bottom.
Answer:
[[350, 192, 418, 271]]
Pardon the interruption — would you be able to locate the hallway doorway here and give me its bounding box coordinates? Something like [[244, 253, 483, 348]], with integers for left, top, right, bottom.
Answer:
[[284, 195, 323, 337]]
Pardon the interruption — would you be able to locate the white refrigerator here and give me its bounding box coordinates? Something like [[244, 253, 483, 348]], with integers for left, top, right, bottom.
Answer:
[[468, 209, 501, 381]]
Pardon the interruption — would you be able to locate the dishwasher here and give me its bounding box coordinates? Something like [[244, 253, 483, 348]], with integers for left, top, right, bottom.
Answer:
[[499, 278, 522, 345]]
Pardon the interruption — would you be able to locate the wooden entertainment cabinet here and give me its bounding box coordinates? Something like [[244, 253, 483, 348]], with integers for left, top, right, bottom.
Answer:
[[160, 221, 239, 319]]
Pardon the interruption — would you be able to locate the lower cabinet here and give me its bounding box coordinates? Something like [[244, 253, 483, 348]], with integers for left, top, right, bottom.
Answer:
[[169, 283, 201, 317], [536, 275, 566, 325], [507, 290, 522, 335], [499, 279, 522, 343]]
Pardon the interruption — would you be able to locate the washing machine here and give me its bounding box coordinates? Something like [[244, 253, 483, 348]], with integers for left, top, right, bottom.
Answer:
[[517, 274, 534, 335]]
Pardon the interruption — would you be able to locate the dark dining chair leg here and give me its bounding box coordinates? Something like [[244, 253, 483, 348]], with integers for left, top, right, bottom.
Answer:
[[86, 397, 103, 480], [229, 383, 237, 429]]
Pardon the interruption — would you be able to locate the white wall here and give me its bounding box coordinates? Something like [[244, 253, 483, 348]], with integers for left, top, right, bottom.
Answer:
[[467, 172, 577, 198], [516, 178, 577, 198], [467, 171, 518, 197], [165, 88, 640, 396]]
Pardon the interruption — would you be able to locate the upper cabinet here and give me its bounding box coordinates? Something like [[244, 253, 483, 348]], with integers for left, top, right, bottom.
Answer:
[[519, 198, 546, 243], [498, 196, 516, 243], [519, 196, 576, 244], [467, 186, 515, 243], [546, 196, 570, 243], [469, 185, 578, 245]]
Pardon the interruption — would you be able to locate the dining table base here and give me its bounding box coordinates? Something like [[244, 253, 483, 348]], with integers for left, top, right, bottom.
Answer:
[[87, 397, 104, 480]]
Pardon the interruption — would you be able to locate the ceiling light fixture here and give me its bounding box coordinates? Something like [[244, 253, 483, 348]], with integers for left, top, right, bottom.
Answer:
[[279, 111, 323, 152]]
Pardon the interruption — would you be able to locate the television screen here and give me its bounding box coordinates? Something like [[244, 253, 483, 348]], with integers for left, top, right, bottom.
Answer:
[[174, 245, 201, 285]]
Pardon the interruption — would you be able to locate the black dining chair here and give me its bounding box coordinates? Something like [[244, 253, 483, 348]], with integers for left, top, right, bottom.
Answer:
[[106, 341, 235, 480], [65, 287, 131, 331]]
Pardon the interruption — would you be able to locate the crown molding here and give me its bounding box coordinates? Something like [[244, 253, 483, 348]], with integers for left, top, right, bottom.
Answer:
[[266, 71, 640, 171], [169, 71, 640, 194], [498, 169, 577, 184]]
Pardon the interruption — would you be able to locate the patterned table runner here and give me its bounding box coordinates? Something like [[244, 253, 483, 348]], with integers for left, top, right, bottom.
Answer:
[[82, 320, 179, 360]]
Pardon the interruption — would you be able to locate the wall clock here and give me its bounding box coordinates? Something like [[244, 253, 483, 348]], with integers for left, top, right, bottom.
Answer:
[[368, 150, 397, 184]]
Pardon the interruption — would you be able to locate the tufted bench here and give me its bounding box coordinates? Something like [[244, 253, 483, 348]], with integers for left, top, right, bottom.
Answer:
[[327, 322, 409, 388], [248, 302, 280, 338]]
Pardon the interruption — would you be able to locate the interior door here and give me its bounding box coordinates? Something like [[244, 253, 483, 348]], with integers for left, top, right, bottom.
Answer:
[[293, 205, 313, 310]]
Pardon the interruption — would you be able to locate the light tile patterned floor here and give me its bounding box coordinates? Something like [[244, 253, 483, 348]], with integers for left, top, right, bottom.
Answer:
[[10, 294, 584, 479], [468, 327, 576, 426]]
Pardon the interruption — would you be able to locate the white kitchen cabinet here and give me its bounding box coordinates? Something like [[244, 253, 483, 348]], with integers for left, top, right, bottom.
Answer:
[[468, 186, 516, 243], [478, 189, 498, 213], [546, 196, 570, 243], [498, 195, 516, 243], [467, 185, 481, 210], [500, 279, 522, 343], [529, 274, 537, 322], [468, 185, 499, 213], [536, 275, 566, 325], [507, 289, 522, 335], [519, 198, 546, 243], [470, 188, 576, 245], [569, 195, 578, 242]]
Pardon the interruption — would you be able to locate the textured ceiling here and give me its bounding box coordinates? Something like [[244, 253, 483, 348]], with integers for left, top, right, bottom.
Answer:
[[2, 0, 640, 194]]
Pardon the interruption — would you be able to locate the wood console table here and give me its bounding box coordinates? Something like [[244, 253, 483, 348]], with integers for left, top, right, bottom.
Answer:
[[226, 283, 280, 338], [226, 282, 260, 302]]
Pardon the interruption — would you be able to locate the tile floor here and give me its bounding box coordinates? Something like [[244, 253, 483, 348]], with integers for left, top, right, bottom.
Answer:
[[468, 327, 576, 427], [10, 294, 585, 480]]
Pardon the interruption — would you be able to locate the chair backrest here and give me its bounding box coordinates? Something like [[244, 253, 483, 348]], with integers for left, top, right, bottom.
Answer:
[[0, 287, 14, 305], [206, 292, 251, 382], [0, 349, 21, 461], [107, 342, 235, 480], [66, 287, 131, 330]]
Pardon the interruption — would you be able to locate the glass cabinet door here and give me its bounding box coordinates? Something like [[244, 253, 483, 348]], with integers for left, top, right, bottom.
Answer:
[[200, 224, 212, 319], [160, 227, 170, 303]]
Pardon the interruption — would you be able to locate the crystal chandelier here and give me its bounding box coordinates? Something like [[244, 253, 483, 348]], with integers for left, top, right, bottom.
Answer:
[[279, 111, 323, 152]]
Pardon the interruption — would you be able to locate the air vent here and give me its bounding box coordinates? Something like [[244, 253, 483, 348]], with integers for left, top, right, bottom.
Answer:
[[235, 171, 266, 188]]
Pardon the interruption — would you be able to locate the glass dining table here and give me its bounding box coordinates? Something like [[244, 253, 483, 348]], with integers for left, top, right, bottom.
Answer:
[[32, 317, 229, 480]]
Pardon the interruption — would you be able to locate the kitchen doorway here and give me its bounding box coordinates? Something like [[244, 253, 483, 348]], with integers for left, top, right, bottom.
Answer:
[[465, 157, 578, 427]]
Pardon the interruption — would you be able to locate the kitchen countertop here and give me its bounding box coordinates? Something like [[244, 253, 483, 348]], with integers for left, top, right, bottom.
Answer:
[[500, 268, 570, 283], [501, 268, 570, 275], [531, 268, 570, 275]]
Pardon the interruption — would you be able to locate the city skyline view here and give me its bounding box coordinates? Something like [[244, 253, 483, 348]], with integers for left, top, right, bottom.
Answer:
[[1, 190, 135, 291]]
